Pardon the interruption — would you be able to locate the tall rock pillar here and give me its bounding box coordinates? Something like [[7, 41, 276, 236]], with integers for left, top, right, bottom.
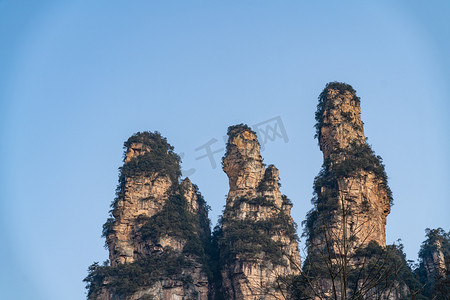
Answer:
[[306, 82, 392, 253], [219, 124, 301, 299], [85, 132, 210, 300]]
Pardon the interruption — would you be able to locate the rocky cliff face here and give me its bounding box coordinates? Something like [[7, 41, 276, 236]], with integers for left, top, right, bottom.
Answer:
[[218, 125, 301, 299], [417, 228, 450, 298], [106, 142, 172, 266], [307, 82, 392, 250], [85, 132, 210, 300], [423, 239, 447, 279]]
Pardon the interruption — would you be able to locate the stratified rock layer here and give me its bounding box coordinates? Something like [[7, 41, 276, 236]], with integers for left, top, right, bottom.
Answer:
[[219, 125, 301, 299], [86, 132, 210, 300]]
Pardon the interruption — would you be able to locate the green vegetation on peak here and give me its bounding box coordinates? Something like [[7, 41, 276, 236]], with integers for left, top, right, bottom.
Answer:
[[121, 131, 181, 181], [418, 228, 450, 260], [315, 81, 361, 140], [226, 123, 257, 139], [124, 131, 173, 151], [320, 81, 358, 97], [107, 131, 181, 214]]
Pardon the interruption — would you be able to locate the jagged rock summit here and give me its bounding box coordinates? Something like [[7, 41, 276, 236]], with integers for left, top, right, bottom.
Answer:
[[218, 124, 301, 299]]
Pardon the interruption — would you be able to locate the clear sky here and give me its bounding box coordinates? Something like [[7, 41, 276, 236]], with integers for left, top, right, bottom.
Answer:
[[1, 1, 449, 299]]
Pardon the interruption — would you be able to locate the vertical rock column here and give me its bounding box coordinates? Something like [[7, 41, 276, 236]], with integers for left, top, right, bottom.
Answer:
[[87, 132, 210, 300], [309, 82, 392, 252], [219, 125, 301, 299], [106, 141, 173, 265]]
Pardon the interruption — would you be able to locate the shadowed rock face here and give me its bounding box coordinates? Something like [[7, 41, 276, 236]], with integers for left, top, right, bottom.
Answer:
[[420, 229, 449, 281], [89, 132, 210, 300], [311, 82, 391, 251], [220, 125, 301, 300], [417, 229, 450, 299], [424, 239, 447, 279]]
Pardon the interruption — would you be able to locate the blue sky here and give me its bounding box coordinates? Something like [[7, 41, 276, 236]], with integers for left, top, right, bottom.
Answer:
[[1, 1, 449, 299]]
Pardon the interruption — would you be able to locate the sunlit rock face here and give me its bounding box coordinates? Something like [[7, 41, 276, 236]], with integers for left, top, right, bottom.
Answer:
[[318, 88, 366, 159], [311, 83, 391, 250], [89, 132, 210, 300], [220, 125, 301, 300]]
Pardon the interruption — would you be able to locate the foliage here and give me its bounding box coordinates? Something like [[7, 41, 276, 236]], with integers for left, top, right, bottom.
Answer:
[[137, 183, 212, 278], [257, 165, 281, 191], [103, 131, 183, 238], [139, 194, 194, 242], [333, 142, 391, 197], [289, 241, 421, 299], [302, 161, 339, 243], [303, 141, 393, 244], [101, 217, 115, 240], [230, 196, 277, 210], [120, 131, 181, 182], [218, 196, 298, 268], [210, 225, 226, 300], [282, 195, 293, 206], [138, 189, 210, 260], [418, 228, 450, 264], [348, 242, 421, 297], [83, 250, 191, 299]]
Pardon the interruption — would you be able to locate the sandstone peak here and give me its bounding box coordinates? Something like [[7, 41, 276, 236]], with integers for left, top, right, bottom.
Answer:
[[219, 124, 301, 299], [306, 82, 392, 250], [315, 82, 366, 159], [222, 124, 265, 193], [86, 131, 210, 300]]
